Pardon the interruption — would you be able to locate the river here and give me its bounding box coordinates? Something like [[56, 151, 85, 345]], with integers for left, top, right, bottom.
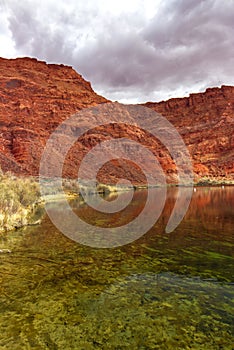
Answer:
[[0, 186, 233, 349]]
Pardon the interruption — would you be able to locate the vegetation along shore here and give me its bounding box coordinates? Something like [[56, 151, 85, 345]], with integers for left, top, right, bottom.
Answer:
[[1, 169, 233, 234], [0, 170, 41, 232]]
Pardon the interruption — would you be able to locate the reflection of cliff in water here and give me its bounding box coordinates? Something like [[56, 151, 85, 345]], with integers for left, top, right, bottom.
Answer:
[[69, 186, 234, 236], [162, 186, 234, 235]]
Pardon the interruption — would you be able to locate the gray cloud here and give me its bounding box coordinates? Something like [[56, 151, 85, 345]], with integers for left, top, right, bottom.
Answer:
[[2, 0, 234, 102]]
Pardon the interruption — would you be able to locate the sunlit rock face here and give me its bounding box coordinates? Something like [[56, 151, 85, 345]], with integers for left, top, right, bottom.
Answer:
[[0, 57, 233, 184], [143, 85, 234, 182], [0, 57, 108, 176]]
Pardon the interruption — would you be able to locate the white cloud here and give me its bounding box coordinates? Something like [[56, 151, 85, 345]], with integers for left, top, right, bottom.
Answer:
[[0, 0, 234, 102]]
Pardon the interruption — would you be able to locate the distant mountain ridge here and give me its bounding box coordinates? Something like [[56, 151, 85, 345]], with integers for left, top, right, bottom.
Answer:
[[0, 57, 233, 184]]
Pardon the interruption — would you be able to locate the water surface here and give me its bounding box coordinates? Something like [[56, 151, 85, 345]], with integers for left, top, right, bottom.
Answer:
[[0, 187, 233, 349]]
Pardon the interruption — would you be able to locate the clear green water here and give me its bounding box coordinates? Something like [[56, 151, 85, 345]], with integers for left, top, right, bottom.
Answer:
[[0, 187, 233, 349]]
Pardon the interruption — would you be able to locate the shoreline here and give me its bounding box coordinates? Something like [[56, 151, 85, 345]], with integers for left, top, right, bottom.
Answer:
[[1, 176, 233, 233], [0, 201, 44, 233]]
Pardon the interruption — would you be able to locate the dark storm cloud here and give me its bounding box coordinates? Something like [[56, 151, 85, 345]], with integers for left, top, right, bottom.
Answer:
[[4, 0, 234, 102]]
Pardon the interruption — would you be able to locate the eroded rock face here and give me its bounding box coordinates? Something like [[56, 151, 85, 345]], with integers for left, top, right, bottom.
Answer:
[[0, 57, 233, 184], [144, 85, 234, 181], [0, 57, 108, 176]]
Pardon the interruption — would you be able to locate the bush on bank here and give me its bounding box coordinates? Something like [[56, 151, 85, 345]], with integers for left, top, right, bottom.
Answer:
[[0, 169, 40, 231]]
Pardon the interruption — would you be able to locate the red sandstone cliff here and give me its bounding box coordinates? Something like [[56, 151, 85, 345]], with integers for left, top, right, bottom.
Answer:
[[144, 85, 234, 181], [0, 57, 233, 184], [0, 57, 108, 175]]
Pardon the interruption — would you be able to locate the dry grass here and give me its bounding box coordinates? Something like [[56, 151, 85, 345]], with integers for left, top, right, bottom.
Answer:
[[0, 169, 40, 231]]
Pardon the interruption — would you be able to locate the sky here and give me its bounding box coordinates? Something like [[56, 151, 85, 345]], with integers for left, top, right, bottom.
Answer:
[[0, 0, 234, 103]]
